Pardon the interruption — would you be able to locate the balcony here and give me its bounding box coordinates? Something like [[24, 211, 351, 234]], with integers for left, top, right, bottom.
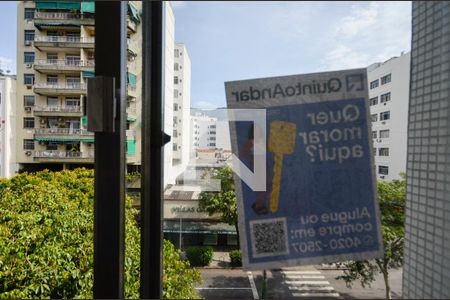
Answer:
[[33, 150, 94, 163], [34, 128, 93, 142], [33, 105, 83, 117], [34, 11, 95, 29], [126, 106, 137, 122], [126, 129, 136, 140], [34, 83, 86, 96], [34, 36, 95, 50], [34, 59, 94, 74]]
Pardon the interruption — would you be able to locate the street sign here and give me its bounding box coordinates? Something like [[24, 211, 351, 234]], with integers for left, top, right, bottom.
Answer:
[[225, 69, 383, 270]]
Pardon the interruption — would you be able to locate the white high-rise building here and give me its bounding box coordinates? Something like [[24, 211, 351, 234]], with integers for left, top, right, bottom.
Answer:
[[171, 43, 191, 178], [191, 114, 217, 150], [0, 74, 17, 178], [367, 52, 410, 181]]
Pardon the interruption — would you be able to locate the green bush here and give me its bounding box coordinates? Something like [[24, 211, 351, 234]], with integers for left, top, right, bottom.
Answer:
[[0, 168, 201, 299], [185, 246, 213, 267], [229, 249, 242, 267]]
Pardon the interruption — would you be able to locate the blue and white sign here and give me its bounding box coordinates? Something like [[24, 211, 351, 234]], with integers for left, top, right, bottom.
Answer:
[[225, 69, 383, 270]]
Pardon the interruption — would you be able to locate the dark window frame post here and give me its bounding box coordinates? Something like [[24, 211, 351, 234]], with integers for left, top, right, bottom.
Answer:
[[93, 1, 127, 298]]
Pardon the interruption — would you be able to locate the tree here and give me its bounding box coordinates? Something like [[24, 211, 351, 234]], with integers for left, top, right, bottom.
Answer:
[[198, 166, 239, 245], [336, 174, 406, 299], [0, 169, 201, 299]]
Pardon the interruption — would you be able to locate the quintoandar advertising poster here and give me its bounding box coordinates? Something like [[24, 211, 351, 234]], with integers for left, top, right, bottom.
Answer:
[[225, 69, 383, 270]]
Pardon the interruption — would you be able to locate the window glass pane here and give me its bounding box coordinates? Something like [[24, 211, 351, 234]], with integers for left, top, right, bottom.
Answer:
[[370, 96, 378, 106], [23, 117, 35, 128], [24, 30, 35, 42], [380, 129, 390, 138], [24, 74, 34, 85], [23, 139, 35, 150], [24, 52, 35, 63], [380, 92, 391, 103], [24, 95, 35, 106], [24, 8, 34, 19]]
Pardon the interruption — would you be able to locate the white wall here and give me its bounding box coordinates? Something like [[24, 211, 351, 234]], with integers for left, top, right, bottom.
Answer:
[[191, 115, 217, 150], [0, 76, 17, 178], [368, 52, 410, 181], [216, 120, 231, 151]]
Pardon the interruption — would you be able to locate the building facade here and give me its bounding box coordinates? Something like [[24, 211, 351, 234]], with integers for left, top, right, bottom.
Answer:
[[367, 52, 410, 181], [16, 1, 142, 172], [0, 74, 17, 177], [403, 2, 450, 298], [171, 43, 192, 180], [191, 114, 217, 150]]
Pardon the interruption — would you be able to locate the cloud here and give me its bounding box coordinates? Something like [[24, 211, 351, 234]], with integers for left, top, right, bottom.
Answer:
[[193, 101, 218, 109], [321, 1, 411, 71], [0, 56, 13, 72]]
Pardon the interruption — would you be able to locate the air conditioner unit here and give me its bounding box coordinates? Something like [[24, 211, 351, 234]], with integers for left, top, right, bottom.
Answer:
[[26, 63, 33, 68], [24, 106, 32, 112], [25, 40, 32, 46], [25, 150, 32, 156]]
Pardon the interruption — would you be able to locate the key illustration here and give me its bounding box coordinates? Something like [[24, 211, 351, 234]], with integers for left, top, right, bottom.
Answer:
[[268, 120, 297, 213]]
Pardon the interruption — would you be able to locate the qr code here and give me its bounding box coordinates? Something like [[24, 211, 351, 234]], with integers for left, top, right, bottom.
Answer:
[[250, 217, 289, 258]]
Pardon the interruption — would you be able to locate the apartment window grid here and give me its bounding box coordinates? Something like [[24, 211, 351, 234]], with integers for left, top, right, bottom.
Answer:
[[380, 92, 391, 103], [174, 49, 179, 57], [381, 73, 392, 85], [173, 103, 178, 111], [371, 114, 378, 122], [174, 63, 179, 71], [370, 96, 378, 106], [174, 89, 179, 98], [380, 111, 391, 121], [379, 148, 389, 156], [24, 8, 34, 19], [378, 165, 389, 175], [380, 129, 390, 138], [46, 142, 58, 151], [65, 97, 80, 106], [373, 148, 376, 156], [47, 75, 58, 85], [372, 131, 377, 138], [370, 79, 379, 89], [47, 53, 58, 63], [24, 52, 35, 63], [174, 76, 178, 84], [23, 139, 35, 150], [47, 97, 58, 106], [24, 74, 35, 85], [23, 117, 35, 129], [24, 95, 35, 106], [24, 30, 35, 42]]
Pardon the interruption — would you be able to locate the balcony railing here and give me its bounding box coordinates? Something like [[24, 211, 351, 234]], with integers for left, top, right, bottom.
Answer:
[[34, 36, 95, 44], [34, 59, 95, 68], [33, 150, 94, 159], [35, 128, 93, 136], [34, 11, 94, 21], [34, 83, 86, 90], [33, 105, 82, 113]]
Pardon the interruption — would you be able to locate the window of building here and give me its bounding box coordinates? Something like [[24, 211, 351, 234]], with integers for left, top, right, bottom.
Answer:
[[47, 75, 58, 85], [174, 103, 178, 111], [369, 96, 378, 106], [173, 130, 178, 137], [371, 114, 378, 122], [24, 8, 34, 19], [48, 118, 58, 128], [23, 117, 35, 128], [174, 49, 179, 57], [373, 148, 376, 156], [66, 77, 80, 86], [372, 131, 377, 138], [209, 143, 216, 147], [47, 53, 58, 63], [209, 137, 216, 141], [65, 97, 80, 106], [381, 73, 392, 85], [24, 52, 35, 63], [209, 125, 216, 129], [47, 97, 59, 106], [23, 139, 35, 150], [174, 63, 179, 71], [380, 129, 390, 138], [66, 32, 81, 42], [24, 74, 35, 85], [370, 79, 379, 89], [174, 89, 179, 98], [46, 142, 58, 151], [24, 95, 35, 106], [173, 143, 178, 151], [379, 148, 389, 156], [380, 92, 391, 103], [380, 111, 390, 121], [210, 131, 216, 134], [174, 76, 179, 84], [24, 30, 35, 42], [66, 55, 81, 65], [378, 165, 389, 175]]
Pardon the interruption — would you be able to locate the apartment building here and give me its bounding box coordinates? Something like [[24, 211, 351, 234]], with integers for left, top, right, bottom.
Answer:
[[15, 1, 142, 172], [171, 43, 191, 178], [403, 2, 450, 298], [367, 51, 410, 181], [191, 114, 217, 150], [0, 74, 17, 177]]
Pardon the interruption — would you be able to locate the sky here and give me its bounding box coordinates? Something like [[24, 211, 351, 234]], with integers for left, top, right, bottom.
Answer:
[[0, 1, 411, 108]]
